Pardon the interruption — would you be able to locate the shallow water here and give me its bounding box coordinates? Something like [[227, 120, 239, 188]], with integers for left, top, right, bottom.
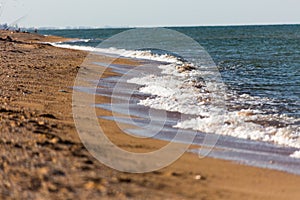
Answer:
[[42, 25, 300, 173], [75, 61, 300, 175]]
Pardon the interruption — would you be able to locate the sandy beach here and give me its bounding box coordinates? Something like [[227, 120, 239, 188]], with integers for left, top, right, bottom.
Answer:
[[1, 30, 300, 200]]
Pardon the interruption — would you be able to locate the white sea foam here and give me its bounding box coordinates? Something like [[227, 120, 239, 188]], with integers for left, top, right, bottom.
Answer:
[[290, 151, 300, 158], [128, 63, 300, 150], [128, 64, 213, 116], [51, 43, 181, 63], [67, 39, 91, 43], [52, 42, 300, 152], [51, 43, 97, 51], [175, 113, 300, 148]]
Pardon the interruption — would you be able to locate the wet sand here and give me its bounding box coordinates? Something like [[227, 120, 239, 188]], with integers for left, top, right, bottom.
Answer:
[[1, 30, 300, 199]]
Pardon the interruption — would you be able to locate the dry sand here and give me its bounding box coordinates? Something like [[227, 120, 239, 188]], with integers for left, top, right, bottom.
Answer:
[[1, 30, 300, 200]]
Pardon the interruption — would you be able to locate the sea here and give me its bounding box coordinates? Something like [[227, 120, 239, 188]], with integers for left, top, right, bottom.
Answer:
[[40, 25, 300, 174]]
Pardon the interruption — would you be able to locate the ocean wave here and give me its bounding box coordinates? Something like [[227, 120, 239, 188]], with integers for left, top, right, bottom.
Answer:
[[52, 39, 91, 44], [51, 43, 182, 63], [128, 62, 300, 149], [175, 113, 300, 148], [67, 39, 91, 43], [290, 151, 300, 158], [52, 41, 300, 151]]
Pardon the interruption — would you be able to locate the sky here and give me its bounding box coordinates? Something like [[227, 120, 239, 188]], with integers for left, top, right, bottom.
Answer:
[[0, 0, 299, 28]]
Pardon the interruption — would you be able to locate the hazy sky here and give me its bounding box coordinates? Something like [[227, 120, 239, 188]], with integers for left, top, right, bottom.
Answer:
[[0, 0, 299, 28]]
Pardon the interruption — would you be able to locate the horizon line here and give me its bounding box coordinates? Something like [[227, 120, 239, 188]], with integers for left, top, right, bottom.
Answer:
[[20, 22, 300, 30]]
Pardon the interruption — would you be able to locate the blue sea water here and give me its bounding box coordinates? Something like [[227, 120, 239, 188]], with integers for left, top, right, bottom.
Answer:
[[40, 25, 300, 173], [40, 25, 300, 118]]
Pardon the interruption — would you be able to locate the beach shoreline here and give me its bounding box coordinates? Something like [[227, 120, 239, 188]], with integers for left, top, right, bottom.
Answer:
[[1, 30, 300, 199]]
